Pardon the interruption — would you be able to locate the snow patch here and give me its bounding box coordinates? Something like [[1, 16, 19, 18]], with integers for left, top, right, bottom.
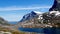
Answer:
[[33, 11, 43, 14], [50, 11, 60, 16]]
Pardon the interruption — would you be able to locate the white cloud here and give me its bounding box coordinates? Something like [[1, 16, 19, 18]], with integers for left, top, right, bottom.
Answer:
[[0, 6, 51, 11], [0, 6, 52, 21], [1, 14, 22, 21]]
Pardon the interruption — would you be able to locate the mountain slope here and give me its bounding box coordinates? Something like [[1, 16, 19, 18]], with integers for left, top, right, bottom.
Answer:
[[17, 10, 60, 28], [0, 17, 10, 25], [20, 11, 43, 22], [17, 11, 45, 28]]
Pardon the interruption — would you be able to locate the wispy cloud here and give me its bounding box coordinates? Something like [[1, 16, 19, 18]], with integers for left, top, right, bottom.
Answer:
[[1, 14, 22, 21], [0, 6, 51, 11]]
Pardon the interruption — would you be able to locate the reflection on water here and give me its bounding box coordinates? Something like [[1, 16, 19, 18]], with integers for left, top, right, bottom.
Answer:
[[19, 27, 60, 34]]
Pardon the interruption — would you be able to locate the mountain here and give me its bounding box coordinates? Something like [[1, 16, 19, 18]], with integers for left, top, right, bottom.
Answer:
[[17, 0, 60, 28], [17, 11, 45, 28], [49, 0, 60, 11], [0, 17, 10, 25], [19, 10, 60, 24], [43, 11, 60, 24], [20, 11, 43, 22], [17, 10, 60, 28]]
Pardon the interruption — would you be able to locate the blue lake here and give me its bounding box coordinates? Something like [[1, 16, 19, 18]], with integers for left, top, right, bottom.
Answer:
[[19, 27, 60, 34]]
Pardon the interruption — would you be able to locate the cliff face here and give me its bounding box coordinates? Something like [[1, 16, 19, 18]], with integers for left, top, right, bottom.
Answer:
[[49, 0, 60, 11]]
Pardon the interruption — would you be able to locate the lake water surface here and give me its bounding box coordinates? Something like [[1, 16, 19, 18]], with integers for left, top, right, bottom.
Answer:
[[19, 27, 60, 34]]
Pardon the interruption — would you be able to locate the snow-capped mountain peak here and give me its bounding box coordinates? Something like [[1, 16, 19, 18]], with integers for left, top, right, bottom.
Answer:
[[20, 11, 43, 22], [50, 11, 59, 14], [32, 11, 43, 14]]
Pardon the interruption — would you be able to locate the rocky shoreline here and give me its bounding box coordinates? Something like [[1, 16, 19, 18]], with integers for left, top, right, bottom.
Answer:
[[20, 23, 60, 28]]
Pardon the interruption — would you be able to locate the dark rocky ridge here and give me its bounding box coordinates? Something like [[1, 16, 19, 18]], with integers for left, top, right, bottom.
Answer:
[[49, 0, 60, 11], [20, 11, 39, 22]]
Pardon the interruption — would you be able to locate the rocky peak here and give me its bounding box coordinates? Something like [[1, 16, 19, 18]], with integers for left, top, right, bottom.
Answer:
[[49, 0, 60, 11], [20, 11, 43, 22]]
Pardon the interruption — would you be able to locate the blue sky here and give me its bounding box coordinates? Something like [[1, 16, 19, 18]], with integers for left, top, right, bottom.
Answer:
[[0, 0, 54, 21]]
